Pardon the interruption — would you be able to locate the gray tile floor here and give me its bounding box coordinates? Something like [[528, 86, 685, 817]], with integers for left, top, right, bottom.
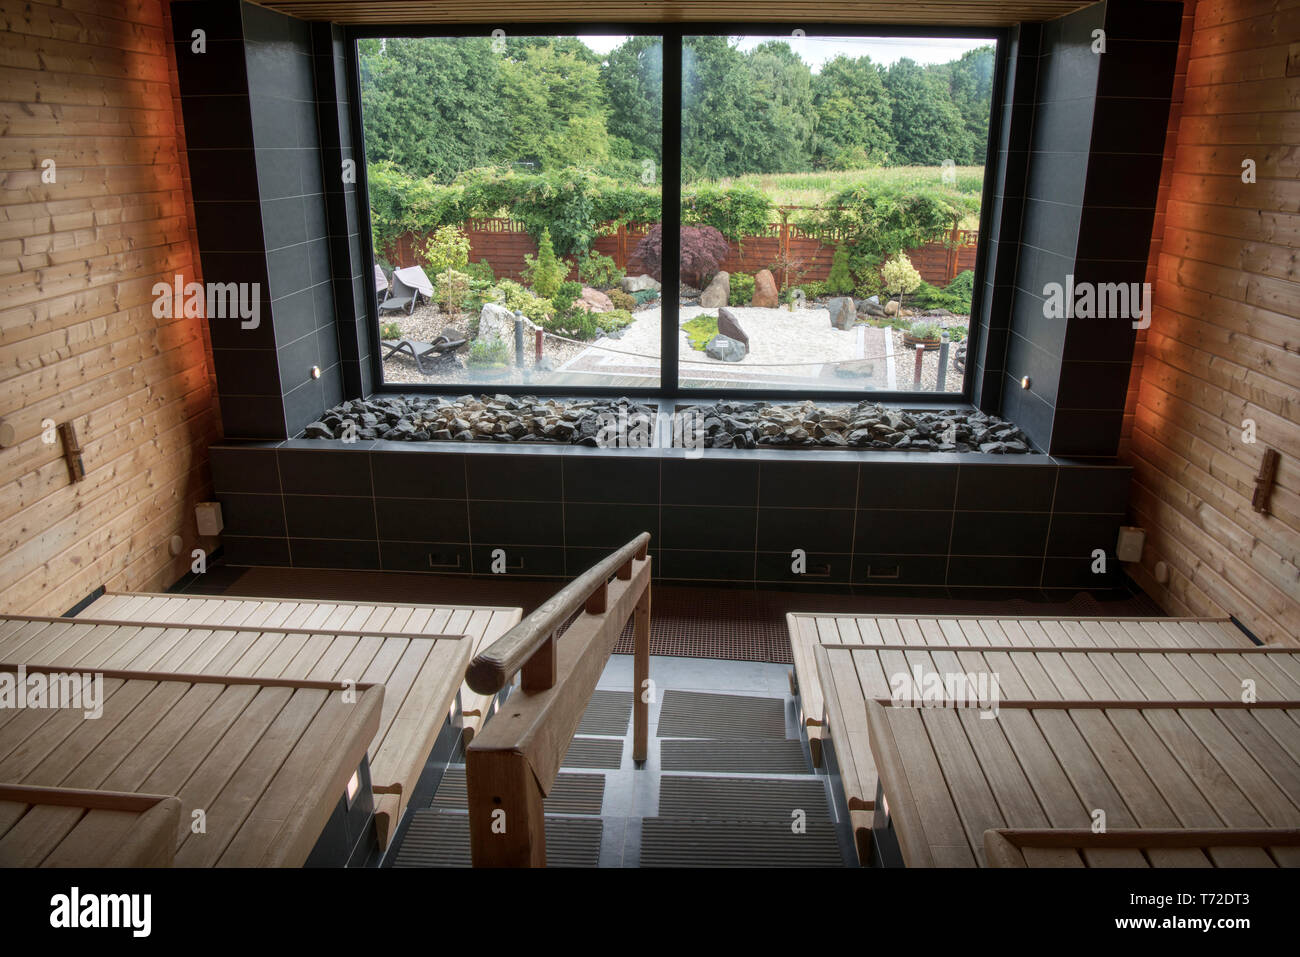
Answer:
[[396, 653, 853, 867]]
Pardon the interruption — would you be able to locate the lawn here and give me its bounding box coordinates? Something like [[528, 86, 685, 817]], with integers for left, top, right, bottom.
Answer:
[[690, 165, 985, 228]]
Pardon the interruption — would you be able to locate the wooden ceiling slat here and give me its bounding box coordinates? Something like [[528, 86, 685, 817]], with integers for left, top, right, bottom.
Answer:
[[253, 0, 1093, 27]]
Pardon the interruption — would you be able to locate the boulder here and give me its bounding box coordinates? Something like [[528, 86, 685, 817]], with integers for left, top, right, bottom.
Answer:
[[621, 273, 661, 293], [752, 269, 779, 308], [579, 287, 613, 313], [827, 296, 856, 331], [716, 307, 749, 348], [884, 299, 900, 316], [705, 334, 746, 362], [477, 302, 516, 344], [700, 271, 730, 309]]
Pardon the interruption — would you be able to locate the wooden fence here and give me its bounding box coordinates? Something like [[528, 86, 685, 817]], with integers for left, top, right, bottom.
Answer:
[[386, 219, 978, 289]]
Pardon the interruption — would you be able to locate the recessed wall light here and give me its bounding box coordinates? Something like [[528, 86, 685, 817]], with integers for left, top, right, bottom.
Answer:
[[1020, 376, 1031, 389], [310, 366, 322, 379]]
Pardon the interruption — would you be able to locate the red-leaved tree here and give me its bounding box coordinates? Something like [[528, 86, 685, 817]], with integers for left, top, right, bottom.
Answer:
[[632, 224, 730, 288]]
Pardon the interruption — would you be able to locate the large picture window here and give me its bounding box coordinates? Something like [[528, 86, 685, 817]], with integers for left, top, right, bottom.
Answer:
[[355, 29, 996, 398]]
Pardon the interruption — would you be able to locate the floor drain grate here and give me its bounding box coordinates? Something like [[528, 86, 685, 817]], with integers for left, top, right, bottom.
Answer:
[[431, 766, 606, 815], [640, 819, 844, 867], [656, 690, 787, 740], [661, 740, 809, 774], [394, 811, 603, 867], [657, 776, 831, 822], [578, 689, 632, 736]]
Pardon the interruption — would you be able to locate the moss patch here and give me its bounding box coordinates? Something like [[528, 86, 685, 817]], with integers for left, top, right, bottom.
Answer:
[[682, 313, 719, 352]]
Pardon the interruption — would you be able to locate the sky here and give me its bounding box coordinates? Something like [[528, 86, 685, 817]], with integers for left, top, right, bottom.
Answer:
[[575, 34, 993, 69]]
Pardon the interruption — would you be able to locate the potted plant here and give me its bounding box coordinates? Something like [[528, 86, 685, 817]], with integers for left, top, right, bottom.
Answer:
[[903, 321, 943, 351]]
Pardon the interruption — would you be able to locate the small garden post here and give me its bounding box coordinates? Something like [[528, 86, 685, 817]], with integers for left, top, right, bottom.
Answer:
[[937, 334, 950, 389]]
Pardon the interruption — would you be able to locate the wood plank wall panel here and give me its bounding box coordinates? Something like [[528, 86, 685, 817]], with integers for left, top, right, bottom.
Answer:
[[1124, 0, 1300, 646], [0, 0, 221, 616], [255, 0, 1092, 26]]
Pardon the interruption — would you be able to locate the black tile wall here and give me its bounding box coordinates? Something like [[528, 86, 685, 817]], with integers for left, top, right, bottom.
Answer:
[[175, 0, 362, 441], [980, 2, 1179, 460], [209, 445, 1132, 595]]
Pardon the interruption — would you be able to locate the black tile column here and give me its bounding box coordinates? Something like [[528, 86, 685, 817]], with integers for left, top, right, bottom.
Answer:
[[172, 0, 354, 439], [986, 0, 1180, 457]]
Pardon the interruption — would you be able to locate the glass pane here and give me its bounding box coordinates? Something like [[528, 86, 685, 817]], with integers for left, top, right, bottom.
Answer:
[[359, 34, 662, 389], [679, 34, 994, 394]]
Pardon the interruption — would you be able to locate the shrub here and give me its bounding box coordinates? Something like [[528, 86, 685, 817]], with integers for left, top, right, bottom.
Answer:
[[379, 321, 402, 340], [826, 244, 855, 295], [608, 289, 636, 311], [911, 269, 975, 314], [419, 225, 470, 276], [521, 227, 569, 299], [909, 321, 940, 340], [682, 314, 719, 352], [800, 280, 828, 300], [728, 273, 755, 306], [597, 308, 634, 334], [490, 279, 553, 323], [551, 280, 584, 315], [633, 224, 729, 287], [682, 183, 772, 241], [881, 253, 923, 305], [467, 337, 509, 368], [577, 251, 624, 289], [435, 268, 470, 314], [947, 325, 968, 342], [464, 259, 495, 283]]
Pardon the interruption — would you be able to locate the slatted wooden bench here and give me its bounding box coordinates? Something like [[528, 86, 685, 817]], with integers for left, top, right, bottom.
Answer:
[[818, 641, 1300, 816], [88, 591, 520, 740], [788, 614, 1257, 740], [867, 698, 1300, 867], [984, 827, 1300, 868], [0, 613, 470, 850], [0, 664, 380, 867], [0, 784, 180, 867]]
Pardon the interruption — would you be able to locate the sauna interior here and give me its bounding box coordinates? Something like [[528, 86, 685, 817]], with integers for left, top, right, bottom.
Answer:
[[0, 0, 1297, 897]]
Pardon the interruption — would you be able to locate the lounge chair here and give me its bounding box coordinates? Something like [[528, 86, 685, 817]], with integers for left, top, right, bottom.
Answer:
[[374, 264, 389, 307], [381, 330, 469, 374], [378, 265, 434, 316]]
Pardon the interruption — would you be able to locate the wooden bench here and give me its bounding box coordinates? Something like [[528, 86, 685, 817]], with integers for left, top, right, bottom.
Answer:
[[817, 642, 1300, 821], [0, 664, 380, 867], [87, 591, 520, 740], [792, 614, 1257, 800], [867, 698, 1300, 867], [984, 827, 1300, 868], [0, 612, 470, 850], [0, 784, 180, 867]]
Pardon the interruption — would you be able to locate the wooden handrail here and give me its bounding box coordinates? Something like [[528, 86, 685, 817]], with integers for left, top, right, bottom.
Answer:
[[465, 531, 649, 695], [465, 533, 652, 867]]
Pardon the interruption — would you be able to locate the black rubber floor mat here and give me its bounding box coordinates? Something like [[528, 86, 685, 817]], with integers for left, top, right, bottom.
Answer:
[[562, 736, 624, 769], [393, 811, 603, 867], [578, 689, 632, 735], [657, 775, 831, 822], [660, 739, 809, 774], [431, 766, 606, 815], [656, 690, 787, 740], [639, 819, 844, 867]]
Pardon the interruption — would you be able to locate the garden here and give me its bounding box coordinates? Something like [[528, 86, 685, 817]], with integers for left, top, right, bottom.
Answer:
[[362, 34, 992, 393]]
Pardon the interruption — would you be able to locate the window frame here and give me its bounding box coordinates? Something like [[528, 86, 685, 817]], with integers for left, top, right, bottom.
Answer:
[[346, 22, 1009, 405]]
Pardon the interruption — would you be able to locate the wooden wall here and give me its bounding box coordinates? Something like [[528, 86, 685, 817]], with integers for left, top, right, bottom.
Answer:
[[1124, 0, 1300, 645], [0, 1, 220, 616]]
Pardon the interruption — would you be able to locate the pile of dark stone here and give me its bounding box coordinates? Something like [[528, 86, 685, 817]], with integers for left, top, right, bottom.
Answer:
[[303, 395, 656, 445], [677, 399, 1032, 452]]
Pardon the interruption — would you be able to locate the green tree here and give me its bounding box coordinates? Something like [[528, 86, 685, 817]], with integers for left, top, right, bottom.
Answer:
[[744, 41, 815, 174], [826, 243, 854, 294], [882, 59, 967, 165], [499, 44, 611, 170], [938, 46, 996, 164], [811, 55, 895, 169], [603, 36, 664, 167], [358, 37, 508, 182]]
